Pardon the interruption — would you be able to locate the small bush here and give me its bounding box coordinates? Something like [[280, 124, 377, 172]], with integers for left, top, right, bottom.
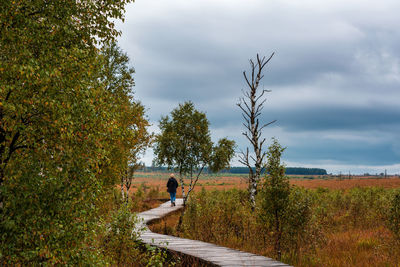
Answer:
[[259, 139, 315, 260], [101, 203, 142, 265], [388, 191, 400, 239], [145, 245, 172, 267], [147, 186, 161, 200]]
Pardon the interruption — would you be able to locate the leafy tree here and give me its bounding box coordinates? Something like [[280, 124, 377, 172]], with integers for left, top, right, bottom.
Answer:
[[237, 53, 276, 209], [0, 1, 139, 264], [260, 138, 311, 261], [153, 101, 235, 204], [100, 43, 152, 202], [261, 138, 289, 260]]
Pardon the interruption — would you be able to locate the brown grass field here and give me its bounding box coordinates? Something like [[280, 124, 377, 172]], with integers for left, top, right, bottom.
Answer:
[[129, 172, 400, 195]]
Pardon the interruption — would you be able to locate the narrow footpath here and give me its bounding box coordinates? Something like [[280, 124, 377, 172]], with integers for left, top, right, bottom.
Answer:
[[137, 198, 291, 267]]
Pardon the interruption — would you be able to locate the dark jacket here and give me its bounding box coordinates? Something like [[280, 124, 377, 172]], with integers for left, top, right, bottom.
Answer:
[[167, 177, 178, 193]]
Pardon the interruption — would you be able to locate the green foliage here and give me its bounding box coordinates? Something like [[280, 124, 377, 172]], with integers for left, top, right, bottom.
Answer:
[[175, 185, 399, 266], [260, 138, 312, 260], [346, 187, 389, 227], [209, 138, 236, 173], [101, 203, 141, 266], [100, 42, 152, 202], [1, 156, 108, 265], [0, 0, 152, 265], [179, 187, 316, 263], [280, 187, 313, 251], [388, 191, 400, 239], [154, 101, 212, 175], [145, 245, 171, 267], [262, 138, 290, 221], [100, 42, 152, 172], [309, 187, 392, 230], [182, 189, 253, 245], [153, 101, 235, 201]]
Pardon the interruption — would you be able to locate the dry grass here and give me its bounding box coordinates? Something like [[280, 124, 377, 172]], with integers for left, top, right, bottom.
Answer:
[[143, 177, 400, 267], [291, 177, 400, 190], [303, 227, 399, 267], [148, 211, 182, 236], [150, 209, 400, 267], [128, 173, 400, 196]]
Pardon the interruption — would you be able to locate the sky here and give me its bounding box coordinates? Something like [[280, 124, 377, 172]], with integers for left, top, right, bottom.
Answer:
[[115, 0, 400, 174]]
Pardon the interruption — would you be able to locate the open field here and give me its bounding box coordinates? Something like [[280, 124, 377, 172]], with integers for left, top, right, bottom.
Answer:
[[143, 175, 400, 267], [129, 172, 400, 195], [124, 172, 400, 266]]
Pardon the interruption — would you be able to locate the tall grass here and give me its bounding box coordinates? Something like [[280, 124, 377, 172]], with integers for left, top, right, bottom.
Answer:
[[152, 186, 400, 266]]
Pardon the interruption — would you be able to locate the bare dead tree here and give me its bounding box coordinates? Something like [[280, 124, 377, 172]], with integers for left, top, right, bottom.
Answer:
[[237, 53, 276, 209]]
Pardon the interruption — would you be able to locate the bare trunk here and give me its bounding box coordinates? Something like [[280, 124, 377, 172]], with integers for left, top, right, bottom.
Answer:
[[237, 53, 276, 208], [120, 177, 125, 201], [177, 173, 186, 230], [125, 176, 132, 203], [176, 206, 185, 233], [125, 188, 129, 202], [180, 177, 185, 203], [249, 174, 257, 209], [186, 164, 205, 205]]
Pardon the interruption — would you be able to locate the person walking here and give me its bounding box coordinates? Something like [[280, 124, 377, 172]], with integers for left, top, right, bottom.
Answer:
[[167, 173, 178, 206]]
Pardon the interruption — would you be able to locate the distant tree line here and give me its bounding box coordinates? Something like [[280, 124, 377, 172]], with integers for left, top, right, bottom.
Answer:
[[284, 167, 327, 175], [224, 167, 327, 175], [143, 166, 327, 175]]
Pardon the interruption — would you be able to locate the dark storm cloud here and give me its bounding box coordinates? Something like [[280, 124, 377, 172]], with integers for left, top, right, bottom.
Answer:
[[116, 0, 400, 173], [272, 106, 400, 131], [285, 138, 399, 166], [206, 101, 400, 132]]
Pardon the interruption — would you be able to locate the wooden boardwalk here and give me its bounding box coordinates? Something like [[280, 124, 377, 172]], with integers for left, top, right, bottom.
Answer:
[[137, 198, 291, 267]]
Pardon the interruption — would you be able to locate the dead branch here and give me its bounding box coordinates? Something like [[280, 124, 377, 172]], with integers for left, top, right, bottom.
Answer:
[[237, 52, 276, 208]]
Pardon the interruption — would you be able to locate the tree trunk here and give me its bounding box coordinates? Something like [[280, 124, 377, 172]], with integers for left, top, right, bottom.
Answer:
[[237, 53, 276, 209], [249, 174, 257, 209], [176, 206, 185, 233], [120, 178, 125, 201], [125, 189, 129, 203], [275, 210, 282, 261], [179, 174, 185, 205]]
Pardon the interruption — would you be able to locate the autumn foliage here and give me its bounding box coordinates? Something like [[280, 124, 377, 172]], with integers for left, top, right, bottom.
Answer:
[[0, 0, 155, 265]]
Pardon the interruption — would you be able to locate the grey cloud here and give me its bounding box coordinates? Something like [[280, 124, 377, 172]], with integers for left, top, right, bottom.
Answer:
[[271, 106, 400, 131], [284, 138, 399, 165], [116, 0, 400, 172]]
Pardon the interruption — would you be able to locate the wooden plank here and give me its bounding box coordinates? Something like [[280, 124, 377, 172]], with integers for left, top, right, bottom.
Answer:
[[137, 198, 292, 267]]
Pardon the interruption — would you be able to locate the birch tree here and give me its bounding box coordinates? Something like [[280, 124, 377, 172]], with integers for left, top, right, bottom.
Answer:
[[237, 53, 276, 208], [153, 101, 235, 205], [260, 139, 312, 260]]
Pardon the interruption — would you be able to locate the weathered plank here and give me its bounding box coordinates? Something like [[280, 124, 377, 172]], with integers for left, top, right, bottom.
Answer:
[[137, 198, 292, 267]]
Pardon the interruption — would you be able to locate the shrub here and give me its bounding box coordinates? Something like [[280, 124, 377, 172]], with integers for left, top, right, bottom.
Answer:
[[347, 187, 388, 228], [101, 203, 142, 265], [259, 139, 314, 261], [388, 191, 400, 239], [283, 187, 313, 251], [181, 188, 253, 246]]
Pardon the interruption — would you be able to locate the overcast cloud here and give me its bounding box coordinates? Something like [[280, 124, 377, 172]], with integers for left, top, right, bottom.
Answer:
[[116, 0, 400, 174]]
